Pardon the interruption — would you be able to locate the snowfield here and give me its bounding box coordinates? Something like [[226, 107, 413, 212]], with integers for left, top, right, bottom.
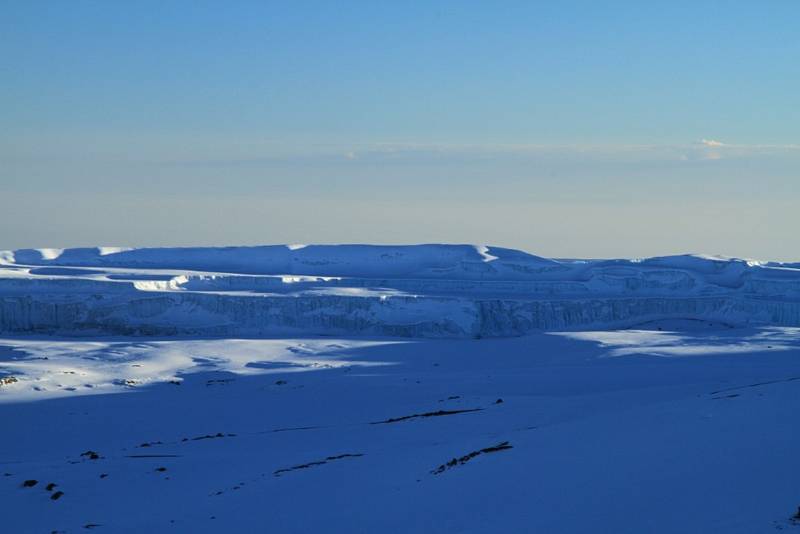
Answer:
[[1, 245, 799, 532]]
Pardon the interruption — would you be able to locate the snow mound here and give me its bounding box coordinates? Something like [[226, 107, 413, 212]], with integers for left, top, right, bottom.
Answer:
[[6, 244, 560, 279]]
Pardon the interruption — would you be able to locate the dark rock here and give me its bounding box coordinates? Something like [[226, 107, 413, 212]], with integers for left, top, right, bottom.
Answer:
[[0, 376, 18, 387], [431, 441, 513, 475], [371, 408, 482, 425], [273, 453, 364, 477]]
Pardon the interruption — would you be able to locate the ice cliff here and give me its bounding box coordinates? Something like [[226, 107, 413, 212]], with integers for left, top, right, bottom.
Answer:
[[1, 244, 799, 337]]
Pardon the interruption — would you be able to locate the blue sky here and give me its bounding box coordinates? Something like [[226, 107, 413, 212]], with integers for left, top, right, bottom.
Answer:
[[2, 1, 799, 259]]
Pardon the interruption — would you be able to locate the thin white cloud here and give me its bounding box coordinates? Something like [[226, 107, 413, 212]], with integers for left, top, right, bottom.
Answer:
[[700, 139, 725, 147], [19, 138, 794, 167]]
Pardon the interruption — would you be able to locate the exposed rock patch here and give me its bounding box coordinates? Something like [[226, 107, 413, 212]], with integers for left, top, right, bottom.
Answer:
[[431, 441, 513, 475], [274, 453, 364, 477], [371, 408, 482, 425]]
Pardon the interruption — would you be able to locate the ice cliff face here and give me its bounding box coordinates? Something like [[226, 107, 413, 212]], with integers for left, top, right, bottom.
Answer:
[[1, 245, 799, 338]]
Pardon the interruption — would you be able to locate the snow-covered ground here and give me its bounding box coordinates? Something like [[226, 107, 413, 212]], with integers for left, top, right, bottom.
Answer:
[[2, 245, 800, 532], [1, 327, 800, 532]]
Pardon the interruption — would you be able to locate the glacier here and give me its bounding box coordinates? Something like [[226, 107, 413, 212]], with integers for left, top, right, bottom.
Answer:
[[2, 244, 800, 337], [3, 246, 800, 533]]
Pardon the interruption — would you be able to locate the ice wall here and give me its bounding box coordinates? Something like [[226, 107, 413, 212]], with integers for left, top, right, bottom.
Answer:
[[1, 245, 799, 338]]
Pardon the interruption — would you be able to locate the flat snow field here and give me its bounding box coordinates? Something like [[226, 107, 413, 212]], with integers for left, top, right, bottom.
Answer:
[[2, 326, 800, 533]]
